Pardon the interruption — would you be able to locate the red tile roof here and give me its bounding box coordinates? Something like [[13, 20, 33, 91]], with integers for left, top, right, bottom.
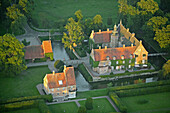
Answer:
[[93, 31, 112, 43], [46, 67, 76, 89], [24, 45, 44, 59], [93, 46, 136, 61], [42, 40, 53, 53]]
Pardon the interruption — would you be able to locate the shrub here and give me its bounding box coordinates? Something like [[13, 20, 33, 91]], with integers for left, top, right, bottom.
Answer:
[[45, 53, 53, 60], [54, 60, 64, 69], [78, 106, 87, 113], [34, 58, 47, 63], [85, 97, 93, 110], [58, 65, 64, 72], [109, 92, 127, 113], [38, 99, 51, 113], [65, 47, 78, 60], [115, 85, 170, 97]]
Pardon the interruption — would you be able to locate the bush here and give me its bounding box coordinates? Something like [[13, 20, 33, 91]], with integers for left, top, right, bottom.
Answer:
[[65, 47, 78, 60], [0, 95, 53, 105], [108, 80, 170, 92], [78, 106, 87, 113], [58, 65, 64, 72], [74, 47, 87, 57], [34, 58, 47, 63], [109, 92, 127, 113], [38, 99, 51, 113], [54, 60, 64, 69], [115, 85, 170, 97], [85, 97, 93, 110], [78, 63, 93, 82]]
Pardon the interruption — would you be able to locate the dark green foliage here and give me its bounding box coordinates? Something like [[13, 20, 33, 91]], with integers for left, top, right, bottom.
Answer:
[[74, 47, 87, 57], [22, 39, 30, 46], [107, 17, 112, 25], [58, 65, 64, 72], [45, 53, 53, 61], [78, 106, 87, 113], [78, 63, 93, 82], [109, 92, 127, 113], [89, 56, 99, 67], [54, 60, 65, 69], [85, 97, 93, 110], [108, 80, 170, 92], [0, 95, 53, 105], [136, 99, 149, 104], [115, 85, 170, 97], [65, 47, 78, 60], [34, 58, 47, 63], [38, 99, 51, 113]]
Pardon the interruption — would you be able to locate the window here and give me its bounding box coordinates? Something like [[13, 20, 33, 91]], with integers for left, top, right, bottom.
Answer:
[[70, 86, 73, 89], [106, 56, 109, 60], [51, 89, 54, 92], [63, 92, 65, 94], [57, 93, 60, 95], [121, 55, 124, 60], [59, 80, 63, 85], [142, 60, 145, 64], [130, 54, 133, 59], [143, 54, 146, 58], [57, 88, 59, 91], [129, 60, 131, 63], [135, 55, 138, 57], [122, 65, 125, 68], [63, 87, 65, 90], [103, 63, 106, 66], [123, 61, 125, 64], [116, 66, 119, 70], [116, 61, 119, 64]]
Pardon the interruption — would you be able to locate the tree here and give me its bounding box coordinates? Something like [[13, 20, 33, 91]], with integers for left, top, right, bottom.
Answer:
[[147, 16, 168, 31], [93, 15, 103, 25], [0, 34, 27, 76], [19, 0, 28, 13], [85, 97, 93, 110], [154, 25, 170, 48], [162, 60, 170, 78], [62, 17, 84, 49], [75, 10, 83, 22], [78, 106, 87, 113]]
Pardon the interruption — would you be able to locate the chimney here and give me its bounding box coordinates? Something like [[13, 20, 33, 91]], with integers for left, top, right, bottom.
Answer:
[[107, 28, 109, 32], [90, 30, 94, 39], [64, 65, 67, 73], [123, 44, 125, 48], [120, 19, 122, 25], [99, 29, 101, 33], [127, 28, 129, 32], [92, 30, 94, 34], [99, 46, 101, 50], [131, 43, 133, 47], [140, 40, 142, 44], [105, 46, 107, 50], [53, 70, 55, 75], [132, 33, 135, 37]]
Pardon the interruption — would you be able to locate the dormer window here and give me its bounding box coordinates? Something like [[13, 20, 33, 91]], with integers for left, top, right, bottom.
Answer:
[[113, 56, 116, 60], [121, 55, 124, 60], [130, 54, 133, 59], [59, 80, 63, 85], [106, 56, 109, 60]]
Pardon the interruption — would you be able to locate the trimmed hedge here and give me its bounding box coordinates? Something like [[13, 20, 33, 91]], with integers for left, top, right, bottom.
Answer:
[[0, 100, 39, 112], [78, 63, 93, 82], [109, 92, 127, 113], [65, 47, 78, 60], [38, 99, 51, 113], [74, 47, 87, 57], [108, 80, 170, 92], [0, 95, 53, 105], [115, 85, 170, 97], [54, 60, 64, 69]]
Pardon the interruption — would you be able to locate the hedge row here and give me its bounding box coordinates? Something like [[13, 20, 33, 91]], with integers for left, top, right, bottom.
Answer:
[[0, 100, 39, 112], [65, 47, 78, 60], [109, 92, 127, 113], [38, 99, 51, 113], [108, 80, 170, 92], [0, 95, 53, 105], [116, 85, 170, 97], [78, 63, 93, 82]]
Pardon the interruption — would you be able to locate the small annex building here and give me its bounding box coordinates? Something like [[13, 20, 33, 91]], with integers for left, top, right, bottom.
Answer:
[[24, 40, 53, 61], [43, 66, 76, 101], [89, 20, 148, 74]]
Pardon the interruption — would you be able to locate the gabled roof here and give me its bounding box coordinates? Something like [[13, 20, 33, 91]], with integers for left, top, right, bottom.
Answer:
[[93, 31, 112, 43], [42, 40, 53, 53], [24, 45, 44, 59], [46, 66, 76, 89], [93, 46, 136, 61]]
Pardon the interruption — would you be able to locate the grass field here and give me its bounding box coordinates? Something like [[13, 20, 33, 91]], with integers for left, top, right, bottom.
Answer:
[[79, 98, 116, 113], [49, 102, 78, 113], [0, 66, 51, 99], [121, 92, 170, 113], [31, 0, 119, 28], [5, 108, 40, 113]]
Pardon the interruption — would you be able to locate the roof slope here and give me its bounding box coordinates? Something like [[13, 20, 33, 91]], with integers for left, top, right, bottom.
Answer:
[[65, 67, 76, 86], [93, 46, 136, 61], [93, 31, 112, 43], [42, 40, 53, 53], [24, 45, 44, 59]]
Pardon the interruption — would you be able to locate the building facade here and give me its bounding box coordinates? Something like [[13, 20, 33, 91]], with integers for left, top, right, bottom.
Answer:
[[43, 66, 76, 101], [89, 21, 148, 74]]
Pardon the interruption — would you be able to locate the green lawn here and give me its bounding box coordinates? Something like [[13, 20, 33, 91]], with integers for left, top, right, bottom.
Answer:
[[31, 0, 119, 28], [0, 66, 51, 99], [4, 108, 40, 113], [49, 102, 78, 113], [79, 98, 116, 113], [121, 92, 170, 113]]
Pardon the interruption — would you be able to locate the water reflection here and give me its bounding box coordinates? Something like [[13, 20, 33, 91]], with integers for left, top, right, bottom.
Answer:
[[75, 71, 92, 91], [52, 41, 70, 60]]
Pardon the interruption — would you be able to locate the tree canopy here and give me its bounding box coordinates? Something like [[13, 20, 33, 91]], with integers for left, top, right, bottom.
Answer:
[[78, 106, 87, 113], [93, 15, 103, 25], [75, 10, 83, 22], [162, 60, 170, 78], [62, 17, 84, 49], [0, 34, 27, 76]]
